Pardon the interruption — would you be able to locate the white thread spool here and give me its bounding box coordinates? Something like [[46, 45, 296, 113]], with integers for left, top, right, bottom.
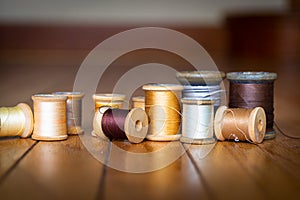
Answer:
[[0, 103, 33, 138], [180, 99, 215, 144], [32, 94, 68, 141], [53, 92, 84, 134]]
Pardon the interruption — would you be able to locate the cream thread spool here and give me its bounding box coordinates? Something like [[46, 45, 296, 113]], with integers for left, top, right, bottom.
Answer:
[[53, 92, 84, 135], [0, 103, 33, 138], [214, 106, 266, 144], [32, 94, 68, 141], [143, 84, 183, 141], [93, 107, 148, 143], [180, 99, 215, 144], [93, 93, 126, 111], [131, 96, 145, 110]]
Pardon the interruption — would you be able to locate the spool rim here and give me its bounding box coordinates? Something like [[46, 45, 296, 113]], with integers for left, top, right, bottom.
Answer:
[[32, 134, 68, 141], [181, 98, 214, 105], [32, 94, 67, 101], [93, 93, 126, 101], [17, 103, 34, 138], [124, 108, 148, 143], [53, 92, 84, 99], [146, 134, 181, 141], [142, 84, 183, 91], [180, 136, 216, 145], [93, 106, 110, 140], [132, 96, 145, 102], [176, 70, 225, 85], [214, 105, 228, 141], [227, 72, 277, 81], [248, 107, 266, 144]]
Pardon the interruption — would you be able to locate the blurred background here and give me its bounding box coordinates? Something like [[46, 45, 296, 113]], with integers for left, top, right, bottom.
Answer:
[[0, 0, 299, 135]]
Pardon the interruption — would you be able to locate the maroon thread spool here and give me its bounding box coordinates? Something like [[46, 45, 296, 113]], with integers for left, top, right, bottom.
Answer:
[[227, 72, 277, 140], [93, 107, 148, 143]]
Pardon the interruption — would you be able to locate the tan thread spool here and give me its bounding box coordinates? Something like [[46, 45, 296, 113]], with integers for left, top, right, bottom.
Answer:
[[53, 92, 84, 134], [143, 84, 183, 141], [32, 94, 68, 141], [93, 107, 148, 143], [93, 93, 126, 111], [0, 103, 33, 138], [214, 106, 266, 144], [131, 96, 145, 110]]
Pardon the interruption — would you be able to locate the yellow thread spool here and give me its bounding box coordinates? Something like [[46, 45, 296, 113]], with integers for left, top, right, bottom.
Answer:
[[131, 96, 145, 110], [0, 103, 33, 138], [53, 92, 84, 135], [143, 84, 183, 141], [214, 106, 266, 144], [32, 94, 68, 141], [93, 93, 126, 111]]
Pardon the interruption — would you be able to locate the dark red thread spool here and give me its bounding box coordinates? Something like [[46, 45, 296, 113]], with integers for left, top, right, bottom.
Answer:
[[227, 72, 277, 139], [93, 107, 148, 143]]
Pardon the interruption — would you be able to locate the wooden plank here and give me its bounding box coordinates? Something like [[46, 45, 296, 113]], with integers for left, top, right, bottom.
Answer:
[[0, 135, 109, 200], [187, 142, 267, 200], [102, 140, 210, 200], [0, 137, 36, 179]]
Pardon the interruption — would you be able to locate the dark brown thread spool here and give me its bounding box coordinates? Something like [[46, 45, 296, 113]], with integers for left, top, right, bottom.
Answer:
[[214, 106, 266, 144], [227, 72, 277, 140], [93, 107, 148, 143]]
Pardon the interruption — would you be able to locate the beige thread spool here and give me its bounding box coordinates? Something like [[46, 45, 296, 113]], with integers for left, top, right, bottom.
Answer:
[[0, 103, 33, 138], [93, 93, 126, 111], [214, 106, 266, 144], [131, 96, 145, 110], [53, 92, 84, 134], [32, 94, 68, 141], [143, 84, 183, 141]]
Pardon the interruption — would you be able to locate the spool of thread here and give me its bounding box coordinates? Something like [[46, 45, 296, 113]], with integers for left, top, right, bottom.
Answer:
[[0, 103, 33, 138], [143, 84, 183, 141], [131, 96, 145, 110], [93, 107, 148, 143], [180, 99, 215, 144], [227, 72, 277, 139], [31, 94, 68, 141], [214, 106, 266, 144], [176, 71, 225, 112], [93, 93, 126, 111], [53, 92, 84, 134]]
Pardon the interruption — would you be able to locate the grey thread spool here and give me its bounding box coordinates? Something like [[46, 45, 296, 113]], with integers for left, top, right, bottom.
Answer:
[[53, 92, 84, 134], [176, 71, 226, 112]]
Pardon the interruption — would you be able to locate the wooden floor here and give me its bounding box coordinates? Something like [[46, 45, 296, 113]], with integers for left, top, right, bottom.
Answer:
[[1, 26, 300, 200]]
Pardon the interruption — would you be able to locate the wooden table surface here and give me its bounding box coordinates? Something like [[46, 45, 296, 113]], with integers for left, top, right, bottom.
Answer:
[[1, 47, 300, 200]]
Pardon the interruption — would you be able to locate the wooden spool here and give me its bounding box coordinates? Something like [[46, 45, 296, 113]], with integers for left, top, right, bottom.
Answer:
[[93, 107, 148, 143], [31, 94, 68, 141], [93, 93, 126, 111], [53, 92, 84, 134], [214, 106, 266, 144], [131, 96, 145, 110], [0, 103, 34, 138]]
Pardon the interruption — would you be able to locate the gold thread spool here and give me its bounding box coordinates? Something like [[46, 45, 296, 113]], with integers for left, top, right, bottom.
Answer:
[[32, 94, 68, 141], [0, 103, 33, 138], [143, 84, 183, 141], [93, 93, 126, 111], [180, 99, 216, 145], [214, 106, 266, 144], [93, 107, 148, 143], [53, 92, 84, 135], [131, 96, 145, 110]]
